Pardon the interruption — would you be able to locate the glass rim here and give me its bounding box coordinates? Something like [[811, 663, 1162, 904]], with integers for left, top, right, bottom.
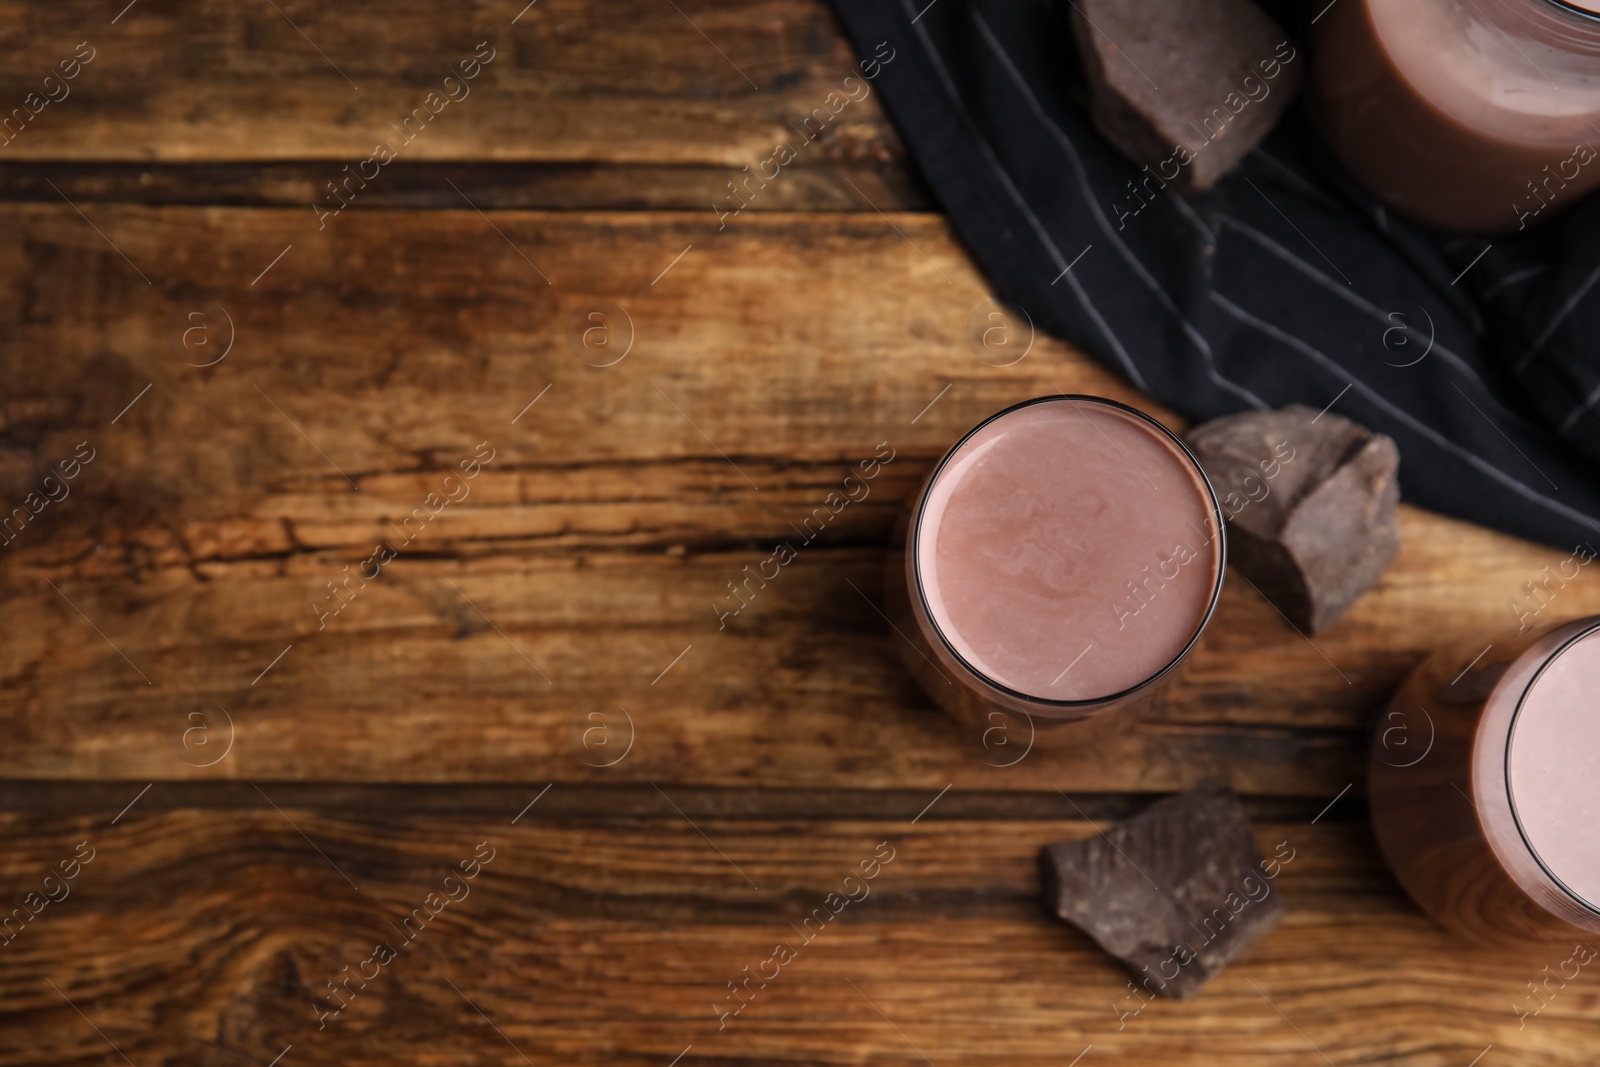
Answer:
[[1544, 0, 1600, 21], [908, 394, 1228, 711], [1502, 616, 1600, 916]]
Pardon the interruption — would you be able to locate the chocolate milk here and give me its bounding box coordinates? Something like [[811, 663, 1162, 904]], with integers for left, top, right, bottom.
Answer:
[[1371, 616, 1600, 947], [1506, 625, 1600, 912], [1314, 0, 1600, 232], [887, 396, 1225, 729]]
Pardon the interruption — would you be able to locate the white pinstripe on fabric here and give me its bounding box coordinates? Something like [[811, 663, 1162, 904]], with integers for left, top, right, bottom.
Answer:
[[1558, 379, 1600, 434], [1483, 264, 1550, 300], [1168, 195, 1218, 246], [1516, 257, 1600, 373], [1251, 148, 1345, 214]]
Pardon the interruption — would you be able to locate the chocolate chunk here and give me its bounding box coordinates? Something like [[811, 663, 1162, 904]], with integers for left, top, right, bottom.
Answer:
[[1186, 404, 1400, 634], [1040, 784, 1284, 1000], [1068, 0, 1301, 195]]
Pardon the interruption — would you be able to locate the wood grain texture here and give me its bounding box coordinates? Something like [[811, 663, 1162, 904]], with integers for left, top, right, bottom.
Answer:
[[6, 3, 1600, 1060], [0, 0, 903, 164], [2, 205, 1597, 792], [1, 808, 1589, 1067], [0, 161, 935, 212], [6, 0, 1600, 1061]]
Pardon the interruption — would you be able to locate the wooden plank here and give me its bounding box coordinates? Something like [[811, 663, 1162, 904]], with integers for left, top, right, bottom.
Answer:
[[3, 205, 1598, 792], [0, 0, 904, 164], [0, 781, 1361, 824], [1, 808, 1586, 1066], [0, 161, 934, 212]]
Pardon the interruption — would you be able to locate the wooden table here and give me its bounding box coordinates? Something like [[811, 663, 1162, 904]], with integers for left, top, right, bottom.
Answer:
[[1, 2, 1595, 1063]]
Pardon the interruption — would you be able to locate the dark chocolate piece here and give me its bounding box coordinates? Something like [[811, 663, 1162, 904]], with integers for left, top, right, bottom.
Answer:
[[1040, 784, 1284, 1001], [1186, 404, 1400, 634], [1068, 0, 1301, 195]]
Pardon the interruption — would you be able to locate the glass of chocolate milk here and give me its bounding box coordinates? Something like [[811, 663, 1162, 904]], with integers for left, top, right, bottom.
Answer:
[[1371, 614, 1600, 947], [886, 396, 1226, 733], [1313, 0, 1600, 232]]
